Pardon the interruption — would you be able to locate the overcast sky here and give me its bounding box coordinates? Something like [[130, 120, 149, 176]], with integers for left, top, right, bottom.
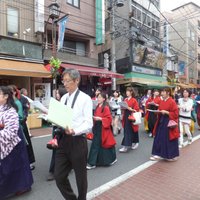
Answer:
[[160, 0, 200, 11]]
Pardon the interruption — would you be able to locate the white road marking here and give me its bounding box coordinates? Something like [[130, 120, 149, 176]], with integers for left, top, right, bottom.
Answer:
[[32, 134, 51, 139]]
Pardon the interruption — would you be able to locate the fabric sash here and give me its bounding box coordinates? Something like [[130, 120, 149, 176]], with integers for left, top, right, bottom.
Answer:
[[64, 89, 80, 109]]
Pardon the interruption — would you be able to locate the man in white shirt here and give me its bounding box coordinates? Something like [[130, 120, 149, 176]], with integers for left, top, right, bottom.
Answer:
[[54, 69, 93, 200]]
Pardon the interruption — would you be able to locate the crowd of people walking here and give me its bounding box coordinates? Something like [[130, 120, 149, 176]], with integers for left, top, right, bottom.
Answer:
[[1, 68, 200, 199]]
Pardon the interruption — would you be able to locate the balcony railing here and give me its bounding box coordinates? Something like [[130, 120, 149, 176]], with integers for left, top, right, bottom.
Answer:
[[44, 43, 89, 57]]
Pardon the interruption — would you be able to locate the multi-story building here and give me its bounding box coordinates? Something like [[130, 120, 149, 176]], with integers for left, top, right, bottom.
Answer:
[[44, 0, 123, 96], [98, 0, 168, 94], [0, 0, 123, 100], [161, 2, 200, 87], [0, 0, 50, 99]]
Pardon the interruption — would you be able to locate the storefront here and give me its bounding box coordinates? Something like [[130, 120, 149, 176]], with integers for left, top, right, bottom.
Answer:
[[117, 72, 168, 87], [60, 63, 124, 96], [0, 58, 52, 128], [0, 59, 51, 78], [116, 71, 169, 97], [0, 58, 51, 102]]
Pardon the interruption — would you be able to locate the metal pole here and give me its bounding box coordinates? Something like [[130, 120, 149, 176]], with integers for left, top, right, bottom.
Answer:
[[111, 0, 116, 90], [129, 0, 134, 72], [52, 18, 57, 58], [52, 18, 57, 93]]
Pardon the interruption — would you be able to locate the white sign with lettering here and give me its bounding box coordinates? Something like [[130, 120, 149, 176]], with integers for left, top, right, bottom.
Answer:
[[132, 65, 162, 76]]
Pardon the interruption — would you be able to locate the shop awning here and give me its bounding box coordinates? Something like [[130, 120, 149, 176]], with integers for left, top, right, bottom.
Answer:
[[175, 83, 197, 89], [117, 72, 169, 88], [98, 77, 112, 85], [0, 59, 51, 78], [188, 83, 197, 89], [61, 63, 124, 78]]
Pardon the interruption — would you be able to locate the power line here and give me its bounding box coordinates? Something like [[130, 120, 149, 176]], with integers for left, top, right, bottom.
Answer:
[[0, 0, 132, 34]]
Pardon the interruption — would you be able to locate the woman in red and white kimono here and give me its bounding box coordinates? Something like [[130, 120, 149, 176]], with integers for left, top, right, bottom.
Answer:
[[119, 87, 140, 153], [87, 92, 117, 169], [150, 88, 179, 161]]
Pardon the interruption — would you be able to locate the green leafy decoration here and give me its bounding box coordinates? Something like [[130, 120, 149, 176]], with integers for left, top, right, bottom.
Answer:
[[49, 57, 61, 78]]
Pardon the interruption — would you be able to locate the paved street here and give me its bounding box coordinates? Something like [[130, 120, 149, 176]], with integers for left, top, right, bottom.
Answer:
[[1, 0, 200, 199], [92, 135, 200, 200], [6, 122, 200, 200]]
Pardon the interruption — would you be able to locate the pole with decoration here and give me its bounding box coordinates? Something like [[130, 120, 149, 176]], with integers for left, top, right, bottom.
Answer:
[[49, 56, 61, 96]]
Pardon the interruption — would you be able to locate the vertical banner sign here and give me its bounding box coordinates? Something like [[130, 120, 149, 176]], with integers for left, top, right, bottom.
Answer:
[[96, 0, 105, 45], [57, 16, 68, 51], [163, 21, 169, 55], [163, 21, 170, 75], [34, 0, 44, 32], [178, 61, 186, 77]]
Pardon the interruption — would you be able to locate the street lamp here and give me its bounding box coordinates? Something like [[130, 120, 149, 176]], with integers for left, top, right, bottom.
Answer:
[[48, 2, 60, 58], [48, 1, 60, 93]]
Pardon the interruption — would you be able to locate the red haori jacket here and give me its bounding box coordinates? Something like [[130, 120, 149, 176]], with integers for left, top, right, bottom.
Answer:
[[153, 97, 180, 140], [94, 105, 116, 148], [122, 97, 140, 132]]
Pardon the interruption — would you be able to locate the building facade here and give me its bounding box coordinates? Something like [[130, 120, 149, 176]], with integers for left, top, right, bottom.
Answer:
[[98, 0, 168, 93], [161, 2, 200, 87], [44, 0, 123, 96], [0, 0, 51, 100], [0, 0, 123, 100]]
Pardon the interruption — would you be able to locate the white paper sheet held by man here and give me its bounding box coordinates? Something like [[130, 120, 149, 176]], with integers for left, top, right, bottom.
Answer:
[[38, 98, 73, 129], [32, 100, 49, 114]]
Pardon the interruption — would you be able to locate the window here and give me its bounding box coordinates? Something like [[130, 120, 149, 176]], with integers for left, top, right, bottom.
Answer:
[[132, 6, 137, 19], [136, 9, 142, 21], [63, 40, 86, 56], [67, 0, 79, 7], [7, 7, 19, 37], [155, 21, 159, 31], [152, 19, 156, 29], [142, 13, 147, 25], [105, 18, 110, 32], [198, 20, 200, 30], [189, 29, 195, 41], [189, 69, 193, 78], [76, 42, 86, 56], [189, 50, 195, 59], [147, 16, 151, 27], [198, 53, 200, 64], [152, 30, 159, 37]]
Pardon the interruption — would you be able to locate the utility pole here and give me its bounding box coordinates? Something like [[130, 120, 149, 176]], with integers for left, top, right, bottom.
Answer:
[[111, 0, 116, 91], [110, 0, 124, 91], [129, 20, 134, 68], [129, 0, 135, 72]]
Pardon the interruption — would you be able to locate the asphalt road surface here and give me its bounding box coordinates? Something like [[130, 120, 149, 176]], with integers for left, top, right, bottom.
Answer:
[[7, 121, 199, 200]]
